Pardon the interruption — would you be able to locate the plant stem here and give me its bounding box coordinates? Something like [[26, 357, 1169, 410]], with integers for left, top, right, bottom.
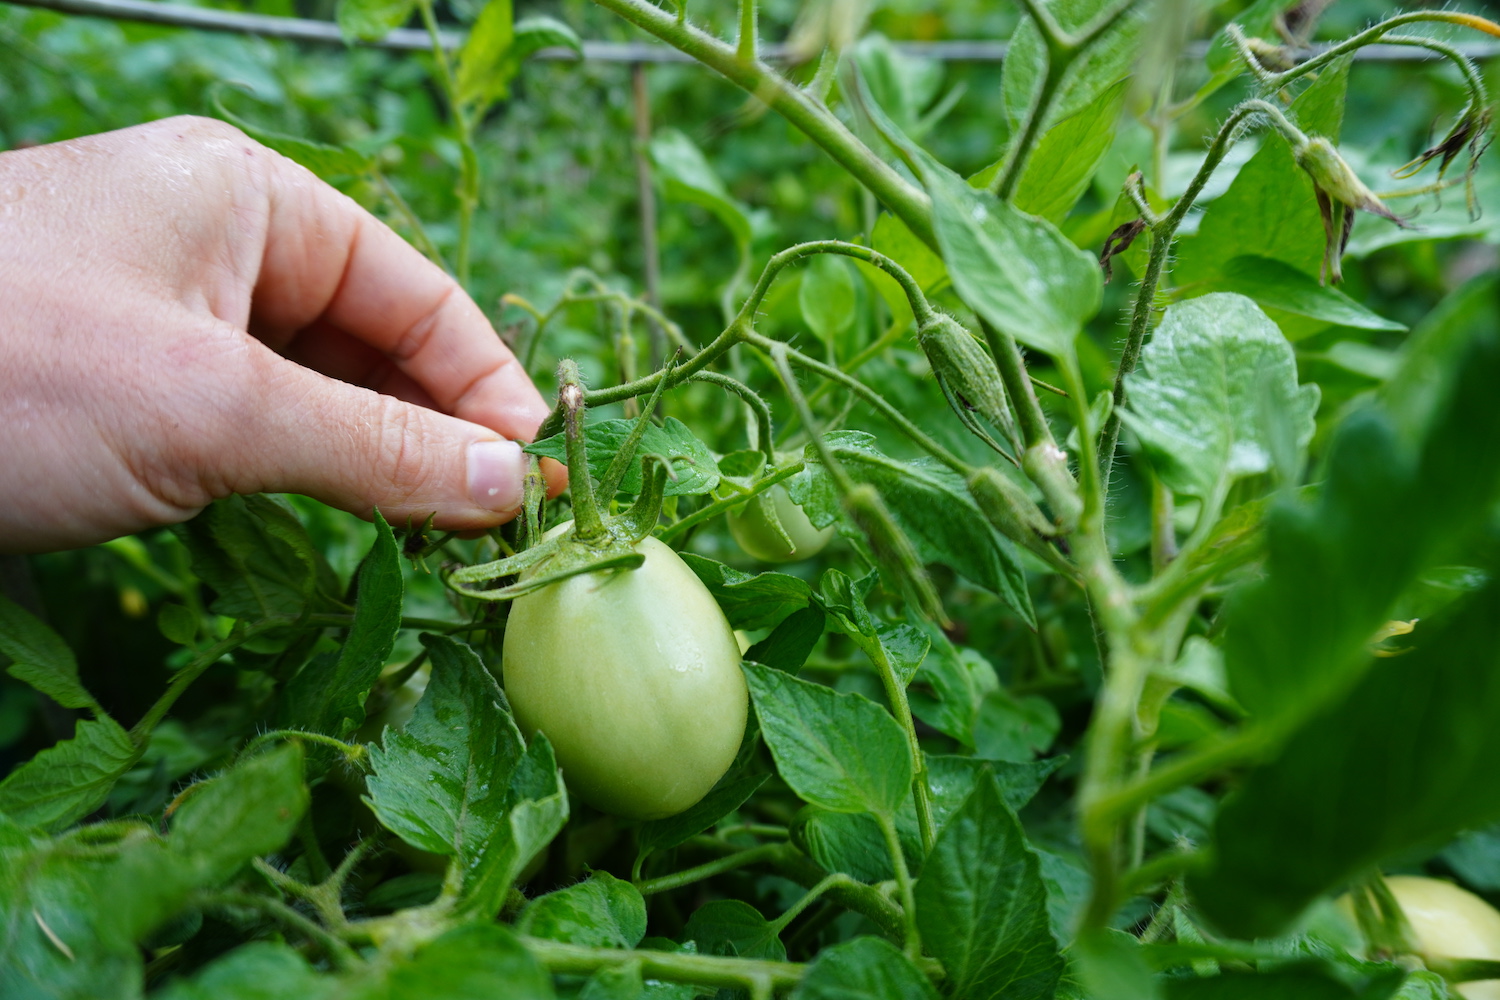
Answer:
[[197, 890, 358, 968], [736, 0, 756, 61], [855, 638, 936, 855], [523, 937, 805, 991], [876, 812, 922, 959], [637, 843, 784, 895], [768, 873, 860, 935], [742, 330, 968, 476], [688, 370, 776, 465], [239, 729, 368, 767], [993, 0, 1145, 198], [657, 464, 803, 543], [1098, 99, 1305, 489], [586, 0, 935, 247]]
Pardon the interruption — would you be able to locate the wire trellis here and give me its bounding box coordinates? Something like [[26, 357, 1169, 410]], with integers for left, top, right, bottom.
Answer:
[[4, 0, 1500, 62]]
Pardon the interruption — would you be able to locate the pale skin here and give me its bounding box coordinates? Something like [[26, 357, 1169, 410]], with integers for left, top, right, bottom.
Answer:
[[0, 116, 562, 554]]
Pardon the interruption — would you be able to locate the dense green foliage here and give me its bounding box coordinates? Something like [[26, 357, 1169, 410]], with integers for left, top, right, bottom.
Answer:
[[3, 0, 1500, 996]]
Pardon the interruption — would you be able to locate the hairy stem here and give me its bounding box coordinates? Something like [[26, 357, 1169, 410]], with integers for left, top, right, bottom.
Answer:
[[1098, 99, 1305, 488], [523, 937, 804, 991], [586, 0, 935, 246]]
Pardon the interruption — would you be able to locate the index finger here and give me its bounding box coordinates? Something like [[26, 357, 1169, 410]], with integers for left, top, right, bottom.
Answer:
[[245, 145, 551, 441]]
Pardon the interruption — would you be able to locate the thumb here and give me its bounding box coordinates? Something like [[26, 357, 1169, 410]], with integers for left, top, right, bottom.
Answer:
[[221, 352, 529, 530]]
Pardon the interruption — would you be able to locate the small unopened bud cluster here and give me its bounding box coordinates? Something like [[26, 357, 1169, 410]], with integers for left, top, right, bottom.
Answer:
[[916, 314, 1017, 450], [966, 467, 1059, 544]]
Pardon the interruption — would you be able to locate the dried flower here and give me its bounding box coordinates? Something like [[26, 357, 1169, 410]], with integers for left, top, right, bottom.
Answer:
[[1294, 136, 1410, 283]]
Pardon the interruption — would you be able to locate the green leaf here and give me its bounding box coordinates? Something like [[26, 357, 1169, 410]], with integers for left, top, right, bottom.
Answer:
[[908, 637, 999, 746], [866, 212, 948, 330], [519, 871, 646, 949], [791, 936, 939, 1000], [152, 942, 334, 1000], [679, 555, 812, 631], [973, 690, 1061, 762], [1160, 968, 1406, 999], [365, 923, 554, 1000], [1072, 929, 1161, 1000], [1176, 57, 1352, 287], [365, 633, 523, 861], [793, 807, 896, 883], [0, 592, 96, 712], [282, 510, 404, 737], [1000, 0, 1145, 137], [0, 716, 138, 831], [157, 603, 198, 647], [1194, 570, 1500, 938], [1206, 257, 1406, 335], [512, 16, 581, 59], [792, 433, 1034, 625], [1220, 308, 1500, 733], [212, 89, 374, 178], [459, 733, 568, 917], [931, 754, 1065, 819], [1121, 293, 1320, 501], [877, 624, 930, 688], [336, 0, 417, 42], [526, 417, 720, 497], [455, 0, 513, 107], [852, 33, 946, 139], [744, 606, 826, 674], [742, 662, 911, 817], [0, 833, 147, 999], [799, 254, 857, 345], [168, 742, 309, 885], [173, 495, 335, 621], [918, 150, 1101, 359], [1384, 273, 1499, 445], [684, 899, 786, 960], [814, 567, 879, 638], [650, 129, 752, 250], [914, 772, 1062, 1000], [1014, 78, 1128, 223]]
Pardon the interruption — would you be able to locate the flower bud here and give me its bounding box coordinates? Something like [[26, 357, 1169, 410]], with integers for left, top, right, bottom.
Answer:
[[842, 483, 949, 627], [917, 314, 1018, 453], [1294, 137, 1398, 220], [966, 467, 1059, 543], [1293, 137, 1408, 284]]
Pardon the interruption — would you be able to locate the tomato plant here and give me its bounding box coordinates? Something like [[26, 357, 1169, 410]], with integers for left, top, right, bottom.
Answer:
[[4, 0, 1500, 997]]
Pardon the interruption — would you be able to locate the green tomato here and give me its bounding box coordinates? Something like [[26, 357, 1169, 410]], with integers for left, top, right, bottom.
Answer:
[[1340, 877, 1500, 1000], [728, 486, 834, 564], [502, 526, 748, 821]]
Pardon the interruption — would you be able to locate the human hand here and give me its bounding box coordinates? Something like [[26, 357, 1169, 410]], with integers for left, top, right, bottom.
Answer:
[[0, 116, 557, 553]]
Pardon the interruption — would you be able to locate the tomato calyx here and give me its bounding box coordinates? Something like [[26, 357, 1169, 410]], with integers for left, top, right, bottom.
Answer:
[[446, 357, 674, 603]]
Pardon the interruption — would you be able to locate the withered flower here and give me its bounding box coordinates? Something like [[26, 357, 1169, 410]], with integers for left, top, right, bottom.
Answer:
[[1294, 136, 1411, 284], [1394, 106, 1494, 220]]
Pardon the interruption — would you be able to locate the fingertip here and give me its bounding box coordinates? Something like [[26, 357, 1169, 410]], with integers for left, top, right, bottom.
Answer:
[[467, 439, 526, 514]]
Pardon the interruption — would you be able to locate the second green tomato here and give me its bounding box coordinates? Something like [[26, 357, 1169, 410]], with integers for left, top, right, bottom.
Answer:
[[728, 486, 834, 563]]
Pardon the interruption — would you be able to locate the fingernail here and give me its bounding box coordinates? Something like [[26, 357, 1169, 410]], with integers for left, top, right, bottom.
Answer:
[[467, 439, 524, 513]]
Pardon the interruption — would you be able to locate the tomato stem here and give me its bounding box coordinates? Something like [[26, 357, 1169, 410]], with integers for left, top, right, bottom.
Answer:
[[558, 359, 608, 541]]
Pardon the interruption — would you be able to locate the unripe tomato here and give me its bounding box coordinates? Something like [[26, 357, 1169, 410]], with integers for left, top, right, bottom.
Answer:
[[502, 526, 748, 820], [728, 486, 834, 564], [1341, 876, 1500, 1000]]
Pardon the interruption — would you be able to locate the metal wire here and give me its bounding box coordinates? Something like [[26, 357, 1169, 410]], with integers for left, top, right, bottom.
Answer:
[[2, 0, 1499, 62]]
